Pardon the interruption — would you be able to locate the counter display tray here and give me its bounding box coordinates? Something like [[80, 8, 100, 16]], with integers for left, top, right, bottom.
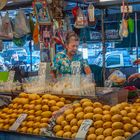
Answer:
[[0, 90, 21, 98], [128, 131, 140, 140], [1, 130, 140, 140], [0, 131, 70, 140], [0, 90, 21, 108]]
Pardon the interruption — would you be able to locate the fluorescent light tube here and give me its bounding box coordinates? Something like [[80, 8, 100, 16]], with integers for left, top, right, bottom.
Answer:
[[100, 0, 116, 2]]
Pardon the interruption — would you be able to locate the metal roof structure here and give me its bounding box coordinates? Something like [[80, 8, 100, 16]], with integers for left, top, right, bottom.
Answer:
[[0, 0, 139, 20], [2, 0, 140, 11]]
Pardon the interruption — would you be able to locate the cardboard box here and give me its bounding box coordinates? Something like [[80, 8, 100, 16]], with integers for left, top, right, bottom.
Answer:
[[96, 87, 128, 106]]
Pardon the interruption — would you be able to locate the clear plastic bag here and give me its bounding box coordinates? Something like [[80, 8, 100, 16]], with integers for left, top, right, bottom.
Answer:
[[88, 3, 95, 22], [108, 70, 126, 86], [0, 40, 3, 51], [0, 15, 2, 32], [119, 19, 128, 38], [0, 13, 13, 40], [14, 9, 30, 38], [74, 8, 88, 28]]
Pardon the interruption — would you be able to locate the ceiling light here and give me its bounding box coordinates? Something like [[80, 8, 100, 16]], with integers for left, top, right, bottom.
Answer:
[[99, 0, 116, 2], [7, 1, 13, 4]]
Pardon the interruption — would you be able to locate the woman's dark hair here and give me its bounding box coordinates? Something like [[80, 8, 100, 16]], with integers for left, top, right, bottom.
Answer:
[[65, 31, 79, 45]]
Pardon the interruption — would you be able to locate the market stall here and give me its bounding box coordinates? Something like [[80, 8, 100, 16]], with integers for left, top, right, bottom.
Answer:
[[0, 0, 140, 140]]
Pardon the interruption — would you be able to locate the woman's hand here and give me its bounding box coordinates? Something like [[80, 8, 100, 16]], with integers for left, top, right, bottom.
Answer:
[[84, 66, 91, 75], [128, 73, 140, 82]]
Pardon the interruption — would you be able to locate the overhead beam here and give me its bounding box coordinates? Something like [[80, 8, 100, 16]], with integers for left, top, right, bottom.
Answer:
[[65, 0, 140, 9], [97, 1, 140, 8], [1, 0, 140, 11]]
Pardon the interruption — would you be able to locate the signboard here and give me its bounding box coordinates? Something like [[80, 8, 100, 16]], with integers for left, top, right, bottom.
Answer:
[[90, 29, 121, 41]]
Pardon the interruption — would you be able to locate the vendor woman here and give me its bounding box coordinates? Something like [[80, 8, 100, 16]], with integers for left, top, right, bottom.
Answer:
[[51, 31, 91, 79]]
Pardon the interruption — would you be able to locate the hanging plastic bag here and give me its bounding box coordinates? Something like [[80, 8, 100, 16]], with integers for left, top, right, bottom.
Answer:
[[119, 0, 129, 38], [13, 36, 26, 47], [119, 19, 128, 38], [119, 22, 123, 38], [107, 70, 126, 86], [33, 22, 39, 45], [14, 9, 30, 38], [0, 13, 13, 40], [74, 8, 88, 28], [88, 3, 95, 22], [0, 40, 3, 51], [29, 14, 35, 36], [0, 15, 2, 33], [128, 17, 134, 33], [0, 0, 7, 10]]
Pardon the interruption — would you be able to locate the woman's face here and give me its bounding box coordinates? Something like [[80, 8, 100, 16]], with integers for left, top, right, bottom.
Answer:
[[66, 37, 79, 56]]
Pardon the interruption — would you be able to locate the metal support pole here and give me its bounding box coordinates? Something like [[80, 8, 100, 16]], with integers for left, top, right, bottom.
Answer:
[[135, 12, 139, 72], [101, 9, 106, 86], [29, 40, 32, 72]]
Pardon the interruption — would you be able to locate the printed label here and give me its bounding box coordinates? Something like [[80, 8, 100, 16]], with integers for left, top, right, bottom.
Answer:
[[76, 119, 93, 139], [9, 114, 27, 131]]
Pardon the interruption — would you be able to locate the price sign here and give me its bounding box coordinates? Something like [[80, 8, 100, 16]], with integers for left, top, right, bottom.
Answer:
[[8, 71, 15, 83], [105, 80, 113, 88], [71, 61, 81, 75], [76, 119, 93, 139], [9, 114, 27, 131]]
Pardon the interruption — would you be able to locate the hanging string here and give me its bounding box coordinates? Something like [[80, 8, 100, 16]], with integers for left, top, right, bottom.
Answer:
[[126, 1, 130, 19], [76, 0, 78, 6], [122, 0, 125, 19]]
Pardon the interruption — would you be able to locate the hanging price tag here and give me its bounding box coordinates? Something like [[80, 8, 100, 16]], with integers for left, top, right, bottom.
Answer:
[[8, 71, 15, 83], [9, 114, 27, 131], [75, 119, 93, 139]]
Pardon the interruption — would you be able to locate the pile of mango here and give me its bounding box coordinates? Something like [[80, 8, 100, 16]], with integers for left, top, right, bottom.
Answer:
[[0, 93, 70, 135], [1, 92, 140, 140], [53, 98, 140, 140]]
